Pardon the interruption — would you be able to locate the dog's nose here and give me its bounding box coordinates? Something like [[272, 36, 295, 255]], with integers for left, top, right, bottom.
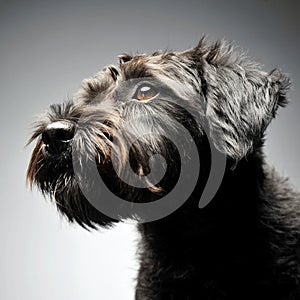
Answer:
[[42, 121, 75, 154]]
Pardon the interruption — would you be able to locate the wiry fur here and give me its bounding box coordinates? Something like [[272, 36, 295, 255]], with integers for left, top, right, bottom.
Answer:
[[27, 38, 300, 299]]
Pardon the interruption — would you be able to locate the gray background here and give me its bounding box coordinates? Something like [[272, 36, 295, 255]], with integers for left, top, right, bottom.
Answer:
[[1, 0, 299, 299]]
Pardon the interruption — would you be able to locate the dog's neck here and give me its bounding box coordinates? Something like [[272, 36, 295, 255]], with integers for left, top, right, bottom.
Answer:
[[139, 149, 266, 241], [137, 149, 298, 296]]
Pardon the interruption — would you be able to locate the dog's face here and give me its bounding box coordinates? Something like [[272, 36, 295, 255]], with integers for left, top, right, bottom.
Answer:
[[27, 38, 290, 228]]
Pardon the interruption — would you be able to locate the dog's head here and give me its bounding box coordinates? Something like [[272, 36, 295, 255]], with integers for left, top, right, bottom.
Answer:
[[27, 38, 290, 228]]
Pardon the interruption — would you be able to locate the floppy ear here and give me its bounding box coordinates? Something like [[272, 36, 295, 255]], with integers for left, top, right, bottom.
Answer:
[[190, 39, 291, 160]]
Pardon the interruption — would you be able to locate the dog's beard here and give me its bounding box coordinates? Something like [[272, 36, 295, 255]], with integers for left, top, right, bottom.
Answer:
[[27, 102, 121, 228], [27, 98, 208, 228]]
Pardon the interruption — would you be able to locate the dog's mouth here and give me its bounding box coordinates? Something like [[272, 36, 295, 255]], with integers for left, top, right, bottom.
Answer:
[[27, 116, 179, 196]]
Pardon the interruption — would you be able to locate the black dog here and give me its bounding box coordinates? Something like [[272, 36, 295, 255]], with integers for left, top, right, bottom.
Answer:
[[27, 38, 300, 299]]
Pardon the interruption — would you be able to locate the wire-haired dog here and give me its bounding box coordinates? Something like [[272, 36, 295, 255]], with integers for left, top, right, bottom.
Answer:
[[27, 38, 300, 299]]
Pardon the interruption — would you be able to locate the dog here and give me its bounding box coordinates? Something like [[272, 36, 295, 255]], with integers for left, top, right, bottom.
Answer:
[[27, 38, 300, 299]]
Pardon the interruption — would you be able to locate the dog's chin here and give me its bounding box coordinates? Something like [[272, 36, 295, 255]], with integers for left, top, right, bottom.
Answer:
[[53, 183, 118, 229], [27, 145, 117, 229]]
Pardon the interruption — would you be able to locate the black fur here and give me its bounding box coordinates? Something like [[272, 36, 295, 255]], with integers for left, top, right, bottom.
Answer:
[[27, 38, 300, 299]]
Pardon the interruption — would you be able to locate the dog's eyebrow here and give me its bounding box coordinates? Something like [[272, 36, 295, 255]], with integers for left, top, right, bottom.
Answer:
[[118, 53, 133, 64], [107, 66, 119, 81], [121, 58, 153, 80]]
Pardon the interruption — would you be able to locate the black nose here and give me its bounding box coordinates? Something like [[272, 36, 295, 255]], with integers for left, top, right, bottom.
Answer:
[[42, 121, 75, 154]]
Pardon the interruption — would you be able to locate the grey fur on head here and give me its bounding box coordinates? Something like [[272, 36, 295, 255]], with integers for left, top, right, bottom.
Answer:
[[77, 37, 291, 162]]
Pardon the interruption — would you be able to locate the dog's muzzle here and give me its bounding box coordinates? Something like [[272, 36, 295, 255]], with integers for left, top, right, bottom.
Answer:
[[42, 121, 75, 154]]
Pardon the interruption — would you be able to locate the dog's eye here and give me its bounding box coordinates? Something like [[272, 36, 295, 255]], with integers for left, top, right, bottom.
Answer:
[[134, 85, 158, 101]]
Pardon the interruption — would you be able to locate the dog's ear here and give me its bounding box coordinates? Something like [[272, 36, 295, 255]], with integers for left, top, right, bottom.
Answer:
[[187, 39, 291, 160]]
